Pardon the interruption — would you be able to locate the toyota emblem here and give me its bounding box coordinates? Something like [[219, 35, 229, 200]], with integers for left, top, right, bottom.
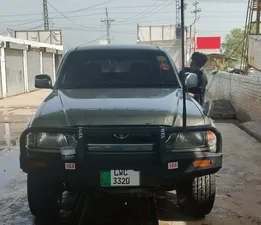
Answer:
[[114, 134, 129, 139]]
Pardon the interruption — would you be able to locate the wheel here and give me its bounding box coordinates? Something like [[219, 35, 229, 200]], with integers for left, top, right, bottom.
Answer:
[[176, 174, 216, 218], [27, 173, 60, 218]]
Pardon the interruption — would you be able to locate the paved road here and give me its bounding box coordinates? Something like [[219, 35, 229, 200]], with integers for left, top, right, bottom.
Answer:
[[0, 122, 261, 225]]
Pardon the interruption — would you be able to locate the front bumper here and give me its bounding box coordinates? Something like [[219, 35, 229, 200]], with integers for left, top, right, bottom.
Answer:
[[19, 125, 222, 190]]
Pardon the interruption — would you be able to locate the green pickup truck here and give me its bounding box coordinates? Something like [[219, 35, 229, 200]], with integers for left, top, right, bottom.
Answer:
[[19, 44, 222, 219]]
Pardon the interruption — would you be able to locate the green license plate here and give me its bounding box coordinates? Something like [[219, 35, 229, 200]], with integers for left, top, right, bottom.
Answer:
[[101, 170, 140, 187]]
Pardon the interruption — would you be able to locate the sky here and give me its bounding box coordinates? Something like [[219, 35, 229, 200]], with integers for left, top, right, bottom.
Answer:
[[0, 0, 248, 49]]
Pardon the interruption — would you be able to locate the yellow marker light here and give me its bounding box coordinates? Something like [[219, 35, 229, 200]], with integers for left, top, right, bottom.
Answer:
[[194, 160, 212, 167], [188, 92, 195, 97]]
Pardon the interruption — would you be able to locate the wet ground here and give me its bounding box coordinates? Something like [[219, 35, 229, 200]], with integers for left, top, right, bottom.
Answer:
[[0, 122, 261, 225]]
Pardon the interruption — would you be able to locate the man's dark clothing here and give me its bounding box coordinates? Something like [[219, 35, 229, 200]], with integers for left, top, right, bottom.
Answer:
[[179, 67, 208, 106]]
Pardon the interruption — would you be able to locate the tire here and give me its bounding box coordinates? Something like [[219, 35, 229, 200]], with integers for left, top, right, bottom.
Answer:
[[176, 174, 216, 217], [27, 173, 60, 218]]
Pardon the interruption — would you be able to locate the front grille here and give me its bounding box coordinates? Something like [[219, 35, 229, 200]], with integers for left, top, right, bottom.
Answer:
[[84, 132, 157, 152]]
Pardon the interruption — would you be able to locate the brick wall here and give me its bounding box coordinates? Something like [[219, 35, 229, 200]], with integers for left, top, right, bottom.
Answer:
[[206, 72, 261, 122]]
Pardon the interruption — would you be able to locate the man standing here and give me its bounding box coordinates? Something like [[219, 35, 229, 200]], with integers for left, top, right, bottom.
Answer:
[[179, 52, 208, 106]]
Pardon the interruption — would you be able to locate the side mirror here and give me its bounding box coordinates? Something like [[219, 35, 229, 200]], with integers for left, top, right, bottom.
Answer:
[[35, 74, 52, 89], [184, 72, 198, 88]]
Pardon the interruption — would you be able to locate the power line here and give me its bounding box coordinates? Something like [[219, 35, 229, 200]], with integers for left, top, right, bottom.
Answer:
[[0, 10, 247, 20], [59, 0, 114, 16], [0, 0, 248, 18], [7, 18, 44, 28], [76, 34, 109, 47], [5, 1, 116, 29], [122, 1, 159, 21], [113, 0, 174, 25], [0, 13, 246, 26], [0, 5, 159, 18], [101, 8, 115, 44], [135, 0, 171, 21], [47, 1, 97, 29]]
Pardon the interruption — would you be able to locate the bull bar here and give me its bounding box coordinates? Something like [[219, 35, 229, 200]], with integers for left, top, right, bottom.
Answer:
[[19, 125, 222, 170]]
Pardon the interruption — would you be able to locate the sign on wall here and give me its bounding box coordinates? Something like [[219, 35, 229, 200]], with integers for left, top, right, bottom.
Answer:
[[196, 37, 221, 50]]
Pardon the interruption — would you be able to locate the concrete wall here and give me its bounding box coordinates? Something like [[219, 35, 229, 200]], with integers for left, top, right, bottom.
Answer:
[[0, 35, 63, 98], [206, 71, 261, 122]]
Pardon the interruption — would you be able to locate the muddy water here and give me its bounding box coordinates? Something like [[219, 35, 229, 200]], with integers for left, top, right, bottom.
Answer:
[[0, 123, 26, 191]]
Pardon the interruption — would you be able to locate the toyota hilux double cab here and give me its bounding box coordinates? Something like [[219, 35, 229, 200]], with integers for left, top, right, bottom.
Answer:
[[19, 44, 222, 219]]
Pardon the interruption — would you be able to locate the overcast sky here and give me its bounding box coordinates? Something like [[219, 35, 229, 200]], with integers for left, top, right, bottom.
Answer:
[[0, 0, 247, 48]]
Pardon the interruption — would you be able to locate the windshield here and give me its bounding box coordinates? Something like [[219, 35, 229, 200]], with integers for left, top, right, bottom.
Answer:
[[57, 50, 179, 89]]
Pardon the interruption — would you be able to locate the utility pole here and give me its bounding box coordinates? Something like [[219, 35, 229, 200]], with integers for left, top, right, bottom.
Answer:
[[101, 8, 114, 44], [176, 0, 180, 27], [43, 0, 50, 30], [191, 1, 201, 51], [241, 0, 261, 72]]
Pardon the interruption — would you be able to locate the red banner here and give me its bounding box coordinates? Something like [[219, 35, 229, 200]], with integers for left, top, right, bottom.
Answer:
[[196, 37, 221, 49]]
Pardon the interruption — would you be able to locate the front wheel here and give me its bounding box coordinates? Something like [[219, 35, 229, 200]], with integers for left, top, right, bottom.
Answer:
[[176, 174, 216, 218], [27, 173, 60, 218]]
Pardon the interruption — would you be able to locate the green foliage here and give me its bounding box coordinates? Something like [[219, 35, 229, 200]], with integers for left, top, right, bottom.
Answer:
[[222, 28, 245, 64]]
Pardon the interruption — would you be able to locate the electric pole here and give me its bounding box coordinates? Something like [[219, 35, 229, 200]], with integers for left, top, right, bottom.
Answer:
[[101, 8, 114, 44], [191, 1, 201, 51], [241, 0, 261, 72], [176, 0, 180, 27], [43, 0, 50, 30]]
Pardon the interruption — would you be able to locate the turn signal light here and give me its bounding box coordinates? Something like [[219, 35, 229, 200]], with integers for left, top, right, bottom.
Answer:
[[194, 160, 211, 167]]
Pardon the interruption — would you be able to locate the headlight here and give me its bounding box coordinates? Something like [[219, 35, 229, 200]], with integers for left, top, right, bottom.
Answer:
[[26, 132, 77, 149], [166, 131, 217, 152], [175, 132, 205, 148], [37, 133, 68, 149]]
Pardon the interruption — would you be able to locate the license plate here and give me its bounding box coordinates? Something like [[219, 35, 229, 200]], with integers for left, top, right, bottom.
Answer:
[[101, 170, 140, 187]]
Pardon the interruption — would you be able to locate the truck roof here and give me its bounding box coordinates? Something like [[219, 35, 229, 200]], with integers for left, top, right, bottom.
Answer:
[[71, 44, 163, 52]]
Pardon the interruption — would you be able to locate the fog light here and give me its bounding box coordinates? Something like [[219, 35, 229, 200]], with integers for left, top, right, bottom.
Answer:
[[60, 146, 76, 161]]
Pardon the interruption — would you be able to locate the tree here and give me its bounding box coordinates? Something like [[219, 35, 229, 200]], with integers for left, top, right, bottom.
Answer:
[[222, 28, 245, 65]]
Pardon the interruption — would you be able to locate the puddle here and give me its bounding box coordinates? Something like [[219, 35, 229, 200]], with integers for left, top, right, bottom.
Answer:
[[219, 164, 242, 174], [0, 107, 36, 123], [212, 206, 239, 218], [0, 123, 26, 191], [216, 187, 244, 194], [0, 123, 26, 152]]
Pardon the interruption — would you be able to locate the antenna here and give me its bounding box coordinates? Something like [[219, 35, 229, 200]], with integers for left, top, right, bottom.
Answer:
[[180, 0, 187, 128], [43, 0, 50, 30], [101, 8, 115, 44]]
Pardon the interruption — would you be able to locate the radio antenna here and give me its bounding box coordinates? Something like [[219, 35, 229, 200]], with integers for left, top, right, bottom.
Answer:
[[180, 0, 187, 128]]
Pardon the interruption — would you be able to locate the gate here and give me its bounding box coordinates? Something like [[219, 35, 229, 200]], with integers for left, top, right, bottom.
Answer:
[[5, 49, 24, 96], [27, 50, 41, 91]]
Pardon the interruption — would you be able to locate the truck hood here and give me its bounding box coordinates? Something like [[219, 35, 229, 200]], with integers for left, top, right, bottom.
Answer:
[[31, 88, 206, 127]]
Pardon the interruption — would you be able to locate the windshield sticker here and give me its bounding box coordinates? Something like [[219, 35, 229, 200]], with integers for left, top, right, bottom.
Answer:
[[160, 61, 170, 70], [156, 56, 167, 61]]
